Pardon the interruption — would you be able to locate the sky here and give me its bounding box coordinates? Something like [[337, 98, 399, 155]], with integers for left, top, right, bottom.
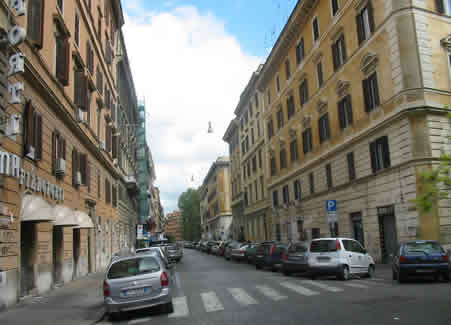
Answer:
[[122, 0, 297, 214]]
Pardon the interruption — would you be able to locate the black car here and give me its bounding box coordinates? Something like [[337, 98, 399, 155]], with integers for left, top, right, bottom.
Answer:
[[392, 240, 450, 283], [255, 242, 288, 272], [281, 242, 309, 275]]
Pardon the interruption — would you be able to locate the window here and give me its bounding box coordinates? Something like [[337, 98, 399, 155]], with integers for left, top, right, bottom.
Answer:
[[347, 152, 356, 181], [240, 119, 244, 131], [75, 13, 80, 46], [282, 185, 290, 205], [338, 94, 353, 129], [296, 38, 305, 65], [326, 163, 333, 189], [98, 174, 101, 199], [280, 148, 287, 169], [331, 0, 339, 16], [252, 156, 257, 172], [23, 101, 43, 160], [332, 35, 347, 71], [268, 119, 275, 139], [86, 42, 94, 75], [350, 212, 365, 246], [74, 64, 88, 112], [287, 96, 295, 119], [290, 139, 298, 162], [251, 128, 255, 145], [105, 178, 111, 204], [318, 113, 330, 143], [247, 161, 251, 177], [254, 180, 258, 201], [370, 136, 391, 173], [312, 17, 320, 42], [299, 79, 309, 106], [309, 172, 315, 194], [257, 120, 261, 137], [243, 165, 246, 180], [96, 66, 103, 94], [245, 136, 249, 152], [249, 104, 253, 117], [302, 128, 313, 154], [78, 153, 88, 186], [317, 61, 324, 87], [254, 93, 259, 108], [285, 59, 291, 80], [260, 176, 265, 199], [98, 12, 102, 41], [276, 76, 281, 93], [244, 190, 248, 207], [105, 123, 112, 153], [106, 40, 113, 65], [241, 141, 246, 154], [436, 0, 451, 14], [244, 112, 249, 125], [270, 157, 277, 176], [277, 108, 284, 129], [273, 190, 279, 207], [294, 180, 301, 201], [356, 2, 375, 44], [363, 72, 380, 112], [27, 0, 44, 49], [258, 150, 262, 169], [57, 0, 63, 11], [249, 186, 253, 205], [55, 25, 70, 86], [52, 131, 66, 176], [72, 148, 79, 187], [267, 89, 271, 105]]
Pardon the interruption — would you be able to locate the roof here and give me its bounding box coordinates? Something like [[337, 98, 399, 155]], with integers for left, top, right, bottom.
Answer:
[[222, 118, 239, 142]]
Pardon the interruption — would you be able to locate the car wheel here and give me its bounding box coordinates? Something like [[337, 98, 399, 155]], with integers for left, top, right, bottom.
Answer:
[[367, 265, 375, 278], [338, 265, 350, 281], [256, 264, 261, 270], [397, 272, 404, 284], [283, 269, 291, 276], [392, 269, 397, 281], [271, 266, 277, 272], [165, 302, 174, 314], [109, 312, 121, 321], [310, 273, 316, 280], [443, 272, 450, 282]]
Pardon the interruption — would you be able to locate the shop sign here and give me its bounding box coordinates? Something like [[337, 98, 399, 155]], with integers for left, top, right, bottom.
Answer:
[[0, 149, 64, 202]]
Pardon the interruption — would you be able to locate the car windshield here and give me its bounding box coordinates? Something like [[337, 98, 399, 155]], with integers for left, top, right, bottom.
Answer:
[[404, 242, 443, 254], [310, 240, 337, 253], [289, 243, 307, 253], [107, 257, 160, 279]]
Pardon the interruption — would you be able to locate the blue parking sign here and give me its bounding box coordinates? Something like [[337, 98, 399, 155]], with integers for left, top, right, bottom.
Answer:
[[326, 200, 337, 212]]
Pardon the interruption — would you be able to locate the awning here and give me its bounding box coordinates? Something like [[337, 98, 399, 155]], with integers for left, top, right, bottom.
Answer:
[[20, 195, 56, 222], [73, 211, 94, 229], [52, 205, 78, 226]]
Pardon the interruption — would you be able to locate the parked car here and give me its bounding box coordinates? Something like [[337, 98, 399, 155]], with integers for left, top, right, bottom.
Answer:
[[200, 241, 209, 252], [103, 252, 174, 320], [136, 247, 170, 267], [224, 241, 240, 260], [218, 241, 229, 256], [308, 238, 375, 280], [281, 242, 309, 275], [166, 244, 183, 262], [245, 243, 259, 264], [255, 242, 288, 272], [210, 241, 220, 255], [231, 243, 249, 262], [392, 240, 450, 283]]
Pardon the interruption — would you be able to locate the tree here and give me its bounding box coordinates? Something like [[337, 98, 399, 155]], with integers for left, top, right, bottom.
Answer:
[[178, 188, 201, 241]]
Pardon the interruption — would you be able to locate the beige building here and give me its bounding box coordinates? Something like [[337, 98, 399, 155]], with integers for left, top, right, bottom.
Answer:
[[200, 157, 233, 240], [165, 211, 183, 242], [250, 0, 451, 262]]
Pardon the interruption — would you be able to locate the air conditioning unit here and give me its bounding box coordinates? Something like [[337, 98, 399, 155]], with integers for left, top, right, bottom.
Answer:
[[75, 171, 82, 185], [100, 140, 106, 151], [56, 158, 66, 175], [26, 145, 35, 160], [97, 224, 102, 232], [113, 158, 118, 166], [76, 110, 84, 122]]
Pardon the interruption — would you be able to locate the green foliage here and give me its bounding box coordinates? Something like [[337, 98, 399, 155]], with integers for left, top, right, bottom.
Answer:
[[178, 187, 201, 241], [417, 107, 451, 213]]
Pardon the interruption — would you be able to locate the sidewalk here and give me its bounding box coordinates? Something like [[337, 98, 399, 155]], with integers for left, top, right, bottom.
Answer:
[[0, 272, 106, 325]]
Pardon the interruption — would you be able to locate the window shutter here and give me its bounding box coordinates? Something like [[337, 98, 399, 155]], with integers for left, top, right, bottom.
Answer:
[[369, 141, 377, 173], [72, 149, 77, 186], [62, 138, 66, 160], [87, 160, 91, 192], [362, 78, 370, 112], [295, 42, 301, 64], [381, 136, 391, 168], [346, 95, 353, 124], [332, 43, 338, 71], [64, 39, 70, 86], [79, 153, 85, 184], [74, 70, 82, 107], [52, 131, 56, 174], [367, 1, 375, 33], [24, 100, 35, 157], [84, 75, 89, 111], [27, 0, 44, 49], [340, 35, 347, 61], [112, 134, 117, 159], [356, 14, 365, 45], [435, 0, 445, 13], [32, 112, 42, 160], [338, 100, 345, 129], [325, 114, 330, 139], [372, 73, 380, 106]]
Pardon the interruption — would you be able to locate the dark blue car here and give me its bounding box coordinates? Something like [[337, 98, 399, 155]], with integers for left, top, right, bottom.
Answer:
[[392, 240, 450, 283]]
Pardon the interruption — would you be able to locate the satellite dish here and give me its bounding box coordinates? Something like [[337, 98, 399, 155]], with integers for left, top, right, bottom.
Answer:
[[207, 121, 213, 134]]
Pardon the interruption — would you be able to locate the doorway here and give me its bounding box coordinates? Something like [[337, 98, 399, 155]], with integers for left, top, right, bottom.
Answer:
[[20, 222, 36, 297], [378, 206, 398, 264], [73, 229, 80, 279], [52, 227, 63, 284], [350, 212, 365, 246]]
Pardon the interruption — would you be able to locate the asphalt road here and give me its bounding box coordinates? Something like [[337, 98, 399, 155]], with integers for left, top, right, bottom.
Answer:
[[108, 249, 451, 325]]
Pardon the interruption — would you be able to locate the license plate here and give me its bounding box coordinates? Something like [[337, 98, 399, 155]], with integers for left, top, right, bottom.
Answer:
[[415, 269, 431, 273], [123, 288, 149, 297], [317, 257, 330, 263]]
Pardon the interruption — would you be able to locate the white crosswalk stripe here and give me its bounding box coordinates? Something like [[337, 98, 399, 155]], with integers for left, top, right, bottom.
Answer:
[[280, 281, 319, 296], [201, 291, 224, 312], [301, 280, 343, 292], [343, 282, 369, 289], [168, 296, 189, 318], [128, 318, 151, 325], [255, 285, 288, 301], [228, 288, 258, 306]]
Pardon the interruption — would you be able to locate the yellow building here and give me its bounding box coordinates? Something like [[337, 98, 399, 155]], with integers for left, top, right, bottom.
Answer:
[[200, 157, 232, 240], [252, 0, 451, 262], [165, 211, 183, 242]]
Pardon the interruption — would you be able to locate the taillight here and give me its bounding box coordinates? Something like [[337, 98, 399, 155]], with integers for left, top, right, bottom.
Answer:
[[269, 245, 275, 256], [160, 271, 169, 287], [441, 255, 449, 262], [399, 256, 408, 264], [336, 240, 341, 251], [282, 254, 287, 261], [103, 280, 110, 297]]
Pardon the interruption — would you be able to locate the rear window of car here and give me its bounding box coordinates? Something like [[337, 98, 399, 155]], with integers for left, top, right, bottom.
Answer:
[[310, 240, 338, 253], [289, 243, 307, 253], [404, 241, 444, 254], [108, 257, 160, 279]]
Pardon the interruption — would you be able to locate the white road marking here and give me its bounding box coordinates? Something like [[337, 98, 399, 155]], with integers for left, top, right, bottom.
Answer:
[[168, 296, 189, 318], [301, 280, 343, 292], [227, 288, 258, 307], [174, 272, 184, 297], [201, 291, 224, 312], [128, 317, 151, 324], [255, 285, 287, 301], [370, 278, 385, 281], [280, 281, 319, 296], [343, 282, 369, 289]]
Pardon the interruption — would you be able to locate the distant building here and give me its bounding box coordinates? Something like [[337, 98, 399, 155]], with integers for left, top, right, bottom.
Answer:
[[165, 211, 183, 241]]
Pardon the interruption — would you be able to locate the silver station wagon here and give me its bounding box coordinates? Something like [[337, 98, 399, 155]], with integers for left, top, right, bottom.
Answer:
[[103, 252, 174, 319]]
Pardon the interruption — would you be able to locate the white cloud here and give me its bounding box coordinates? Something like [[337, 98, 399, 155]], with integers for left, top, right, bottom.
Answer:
[[123, 6, 261, 214]]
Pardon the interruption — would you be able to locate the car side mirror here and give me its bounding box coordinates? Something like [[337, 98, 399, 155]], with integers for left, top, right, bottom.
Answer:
[[362, 249, 367, 254]]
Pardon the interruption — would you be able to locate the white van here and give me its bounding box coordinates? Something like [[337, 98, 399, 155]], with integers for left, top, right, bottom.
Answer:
[[308, 238, 375, 280]]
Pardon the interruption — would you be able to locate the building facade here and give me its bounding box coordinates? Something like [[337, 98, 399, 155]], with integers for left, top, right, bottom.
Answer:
[[165, 211, 183, 242], [0, 0, 141, 310], [253, 0, 451, 262], [200, 157, 233, 240]]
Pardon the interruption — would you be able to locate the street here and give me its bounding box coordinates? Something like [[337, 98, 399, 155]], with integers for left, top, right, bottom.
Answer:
[[1, 248, 451, 325]]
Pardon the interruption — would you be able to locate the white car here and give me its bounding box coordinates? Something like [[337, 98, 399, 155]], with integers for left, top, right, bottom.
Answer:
[[308, 238, 375, 280]]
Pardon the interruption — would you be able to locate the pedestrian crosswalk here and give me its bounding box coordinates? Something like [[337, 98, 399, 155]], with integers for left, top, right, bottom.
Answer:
[[120, 278, 389, 323]]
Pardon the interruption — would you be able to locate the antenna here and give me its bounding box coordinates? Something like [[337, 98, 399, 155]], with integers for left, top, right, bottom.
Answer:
[[207, 121, 213, 134]]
